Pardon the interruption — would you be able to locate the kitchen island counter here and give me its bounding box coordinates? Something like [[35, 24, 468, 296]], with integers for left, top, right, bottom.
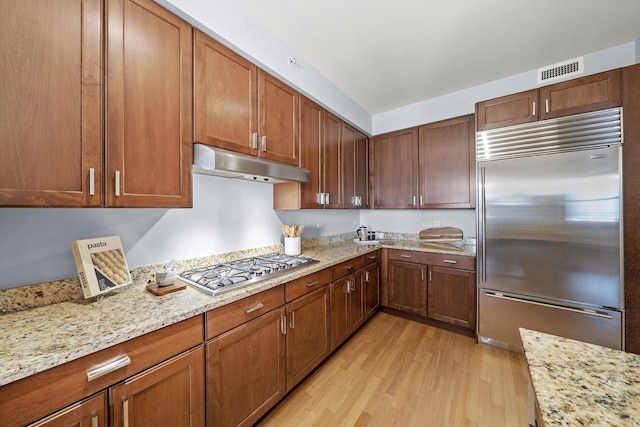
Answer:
[[520, 328, 640, 426], [0, 237, 474, 387]]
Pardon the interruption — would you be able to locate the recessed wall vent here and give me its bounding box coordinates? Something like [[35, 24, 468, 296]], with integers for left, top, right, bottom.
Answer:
[[537, 57, 584, 84]]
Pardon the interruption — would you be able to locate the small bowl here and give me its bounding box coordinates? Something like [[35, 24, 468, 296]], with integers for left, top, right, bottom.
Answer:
[[155, 269, 178, 287]]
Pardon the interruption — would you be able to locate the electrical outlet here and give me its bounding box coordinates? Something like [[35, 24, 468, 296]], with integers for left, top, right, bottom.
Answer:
[[422, 222, 433, 228], [316, 222, 324, 230], [434, 220, 441, 227]]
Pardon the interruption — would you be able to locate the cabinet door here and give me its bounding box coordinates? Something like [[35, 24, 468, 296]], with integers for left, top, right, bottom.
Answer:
[[0, 0, 102, 207], [540, 69, 621, 120], [193, 29, 257, 156], [388, 260, 427, 316], [323, 112, 342, 208], [475, 89, 538, 131], [298, 96, 324, 209], [342, 124, 369, 209], [285, 286, 331, 391], [28, 392, 107, 427], [418, 115, 475, 208], [207, 308, 286, 427], [364, 263, 380, 319], [106, 0, 192, 207], [330, 276, 350, 350], [349, 273, 365, 331], [355, 130, 369, 209], [258, 70, 299, 165], [111, 346, 205, 427], [428, 266, 476, 329], [371, 128, 418, 209]]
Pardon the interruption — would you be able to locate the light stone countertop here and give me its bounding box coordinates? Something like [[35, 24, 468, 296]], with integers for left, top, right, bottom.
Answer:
[[520, 328, 640, 426], [0, 237, 474, 387]]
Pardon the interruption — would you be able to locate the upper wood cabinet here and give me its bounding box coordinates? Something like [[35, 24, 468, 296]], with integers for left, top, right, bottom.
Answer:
[[418, 115, 475, 208], [194, 30, 299, 166], [0, 0, 192, 207], [342, 124, 369, 209], [0, 0, 103, 207], [371, 116, 474, 209], [539, 69, 621, 120], [106, 0, 193, 207], [475, 89, 539, 131], [371, 128, 419, 209], [476, 69, 621, 131]]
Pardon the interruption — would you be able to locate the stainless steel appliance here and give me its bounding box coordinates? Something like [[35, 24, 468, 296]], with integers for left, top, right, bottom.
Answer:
[[179, 253, 318, 295], [476, 107, 624, 351]]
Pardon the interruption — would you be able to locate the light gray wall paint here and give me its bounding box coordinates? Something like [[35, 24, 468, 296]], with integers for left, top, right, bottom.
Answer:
[[372, 42, 637, 134], [360, 209, 476, 240]]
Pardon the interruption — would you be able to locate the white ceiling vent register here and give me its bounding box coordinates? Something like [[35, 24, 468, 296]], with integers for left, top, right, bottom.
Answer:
[[537, 57, 584, 84]]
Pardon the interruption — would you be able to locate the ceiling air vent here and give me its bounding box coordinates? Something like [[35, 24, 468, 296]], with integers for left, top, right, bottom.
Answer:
[[537, 57, 584, 84]]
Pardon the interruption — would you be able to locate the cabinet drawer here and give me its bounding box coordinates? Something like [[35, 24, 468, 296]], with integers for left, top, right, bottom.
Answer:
[[206, 285, 285, 339], [363, 250, 381, 266], [331, 256, 365, 280], [0, 315, 204, 427], [388, 249, 475, 271], [285, 268, 330, 302], [426, 254, 476, 271]]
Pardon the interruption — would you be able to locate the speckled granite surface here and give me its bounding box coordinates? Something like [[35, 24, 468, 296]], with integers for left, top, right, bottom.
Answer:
[[0, 234, 474, 387], [520, 328, 640, 426]]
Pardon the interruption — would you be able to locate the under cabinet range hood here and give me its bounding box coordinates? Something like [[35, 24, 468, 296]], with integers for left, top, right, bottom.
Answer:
[[192, 143, 310, 184]]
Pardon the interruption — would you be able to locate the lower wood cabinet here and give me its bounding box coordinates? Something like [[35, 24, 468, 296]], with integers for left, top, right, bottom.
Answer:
[[427, 266, 476, 329], [387, 259, 427, 316], [110, 346, 205, 427], [330, 269, 365, 351], [285, 286, 331, 391], [206, 307, 286, 427], [28, 392, 107, 427], [364, 262, 381, 320]]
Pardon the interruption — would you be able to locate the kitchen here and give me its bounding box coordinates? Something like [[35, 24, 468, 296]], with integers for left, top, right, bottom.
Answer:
[[1, 0, 640, 426]]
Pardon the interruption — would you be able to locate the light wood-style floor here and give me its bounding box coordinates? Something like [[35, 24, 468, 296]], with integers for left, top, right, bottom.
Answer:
[[258, 312, 529, 427]]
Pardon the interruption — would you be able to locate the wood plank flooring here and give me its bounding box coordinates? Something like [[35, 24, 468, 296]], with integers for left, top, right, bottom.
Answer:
[[258, 312, 529, 427]]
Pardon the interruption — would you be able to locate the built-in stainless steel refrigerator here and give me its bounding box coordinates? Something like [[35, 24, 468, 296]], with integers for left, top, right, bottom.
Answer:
[[476, 107, 624, 351]]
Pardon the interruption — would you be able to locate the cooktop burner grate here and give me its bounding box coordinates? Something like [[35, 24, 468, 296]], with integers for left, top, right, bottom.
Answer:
[[179, 253, 318, 295]]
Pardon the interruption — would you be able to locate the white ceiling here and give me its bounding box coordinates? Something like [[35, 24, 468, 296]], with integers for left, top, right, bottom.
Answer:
[[233, 0, 640, 115]]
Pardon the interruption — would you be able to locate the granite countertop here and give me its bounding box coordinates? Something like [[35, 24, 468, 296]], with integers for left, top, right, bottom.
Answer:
[[520, 328, 640, 426], [0, 237, 474, 387]]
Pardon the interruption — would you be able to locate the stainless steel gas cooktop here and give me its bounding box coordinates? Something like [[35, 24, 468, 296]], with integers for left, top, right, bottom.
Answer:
[[179, 253, 318, 295]]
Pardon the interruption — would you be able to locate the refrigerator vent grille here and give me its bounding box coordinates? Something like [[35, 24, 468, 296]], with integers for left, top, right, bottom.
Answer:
[[476, 107, 622, 160]]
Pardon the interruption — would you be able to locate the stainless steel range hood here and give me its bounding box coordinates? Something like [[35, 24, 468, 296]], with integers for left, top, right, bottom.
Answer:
[[193, 143, 310, 184]]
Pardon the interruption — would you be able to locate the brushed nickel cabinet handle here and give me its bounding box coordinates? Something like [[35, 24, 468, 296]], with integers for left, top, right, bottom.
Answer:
[[251, 132, 258, 149], [413, 196, 417, 206], [114, 171, 121, 197], [443, 259, 457, 264], [89, 168, 95, 196], [532, 101, 536, 116], [325, 193, 330, 204], [306, 280, 318, 287], [245, 302, 264, 314], [368, 255, 378, 260], [365, 271, 370, 283], [545, 98, 550, 114], [87, 355, 131, 381], [91, 413, 98, 427], [122, 398, 129, 427], [280, 316, 287, 334], [419, 195, 423, 205], [289, 311, 295, 329], [261, 135, 267, 151], [400, 254, 411, 259]]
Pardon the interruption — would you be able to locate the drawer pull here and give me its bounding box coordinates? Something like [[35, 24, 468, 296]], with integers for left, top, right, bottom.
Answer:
[[443, 260, 457, 264], [87, 355, 131, 381], [123, 398, 129, 427], [400, 254, 411, 259], [306, 280, 319, 287], [91, 413, 98, 427], [345, 265, 353, 270], [245, 302, 264, 314], [368, 255, 378, 260]]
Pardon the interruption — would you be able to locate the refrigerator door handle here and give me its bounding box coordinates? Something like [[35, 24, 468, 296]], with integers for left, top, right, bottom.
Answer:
[[479, 166, 487, 284], [485, 292, 614, 319]]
